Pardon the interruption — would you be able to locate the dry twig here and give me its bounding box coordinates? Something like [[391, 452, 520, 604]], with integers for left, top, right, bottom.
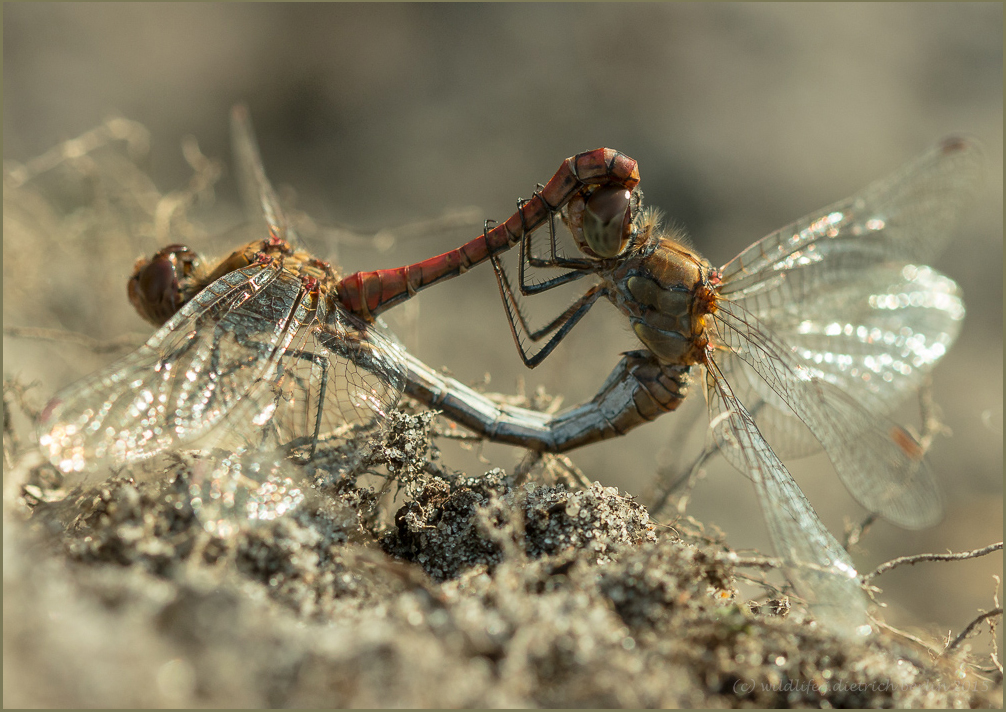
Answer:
[[4, 326, 147, 355], [944, 608, 1004, 654], [864, 542, 1003, 582]]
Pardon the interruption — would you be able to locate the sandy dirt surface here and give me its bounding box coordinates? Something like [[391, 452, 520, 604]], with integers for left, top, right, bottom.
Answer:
[[4, 409, 1001, 707], [3, 4, 1003, 707]]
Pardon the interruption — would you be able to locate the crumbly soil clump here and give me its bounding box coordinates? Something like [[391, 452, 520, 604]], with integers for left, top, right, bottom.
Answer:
[[4, 412, 1000, 708]]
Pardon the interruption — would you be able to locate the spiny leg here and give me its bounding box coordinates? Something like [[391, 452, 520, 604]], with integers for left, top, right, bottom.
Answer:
[[492, 252, 606, 368], [492, 250, 592, 341], [513, 189, 595, 295]]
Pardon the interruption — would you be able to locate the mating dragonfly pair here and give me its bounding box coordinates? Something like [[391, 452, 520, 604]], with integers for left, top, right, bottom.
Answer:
[[34, 106, 981, 636]]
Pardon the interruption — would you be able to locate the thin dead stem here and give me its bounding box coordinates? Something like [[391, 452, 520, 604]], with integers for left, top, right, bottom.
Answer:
[[912, 376, 952, 456], [153, 135, 222, 244], [725, 554, 783, 570], [944, 608, 1004, 654], [4, 326, 147, 355], [991, 577, 1003, 675], [3, 117, 150, 189], [864, 542, 1003, 581], [871, 617, 945, 657]]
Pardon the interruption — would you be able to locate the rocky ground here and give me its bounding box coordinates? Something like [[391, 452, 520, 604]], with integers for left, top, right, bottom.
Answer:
[[4, 406, 1001, 708]]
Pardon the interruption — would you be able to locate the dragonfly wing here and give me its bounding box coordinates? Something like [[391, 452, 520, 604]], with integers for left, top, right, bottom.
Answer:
[[719, 138, 983, 298], [714, 140, 974, 462], [704, 356, 870, 636], [307, 308, 408, 476], [723, 262, 963, 417], [218, 297, 407, 480], [183, 299, 407, 532], [711, 303, 944, 528], [38, 261, 298, 481], [230, 104, 292, 244], [710, 347, 820, 461], [183, 449, 315, 538], [804, 383, 944, 529]]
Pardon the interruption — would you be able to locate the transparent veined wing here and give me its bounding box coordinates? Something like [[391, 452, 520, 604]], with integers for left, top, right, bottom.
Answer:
[[726, 262, 964, 419], [690, 140, 976, 472], [39, 261, 291, 480], [704, 355, 870, 637], [719, 137, 983, 298], [230, 104, 291, 244], [709, 302, 943, 528], [708, 261, 963, 467], [182, 449, 315, 538], [215, 293, 407, 480]]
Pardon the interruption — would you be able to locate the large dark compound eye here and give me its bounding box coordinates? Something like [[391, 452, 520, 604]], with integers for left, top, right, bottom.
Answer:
[[127, 244, 200, 326], [582, 185, 632, 258]]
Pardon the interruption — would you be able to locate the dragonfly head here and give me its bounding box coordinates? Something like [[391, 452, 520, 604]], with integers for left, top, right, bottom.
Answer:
[[566, 185, 641, 259], [128, 244, 201, 326]]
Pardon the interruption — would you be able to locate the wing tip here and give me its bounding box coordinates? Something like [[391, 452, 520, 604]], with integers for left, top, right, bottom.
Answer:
[[937, 134, 978, 157], [231, 103, 250, 123]]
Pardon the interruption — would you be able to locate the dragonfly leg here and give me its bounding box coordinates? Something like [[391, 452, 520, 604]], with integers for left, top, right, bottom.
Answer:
[[493, 256, 594, 341], [516, 191, 596, 296], [239, 344, 331, 462], [402, 348, 692, 453], [492, 264, 606, 368], [520, 188, 596, 272]]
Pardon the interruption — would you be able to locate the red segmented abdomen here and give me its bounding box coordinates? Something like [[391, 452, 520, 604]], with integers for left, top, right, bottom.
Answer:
[[336, 148, 639, 320]]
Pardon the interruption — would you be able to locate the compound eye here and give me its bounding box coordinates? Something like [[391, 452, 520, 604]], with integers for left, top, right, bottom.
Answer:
[[127, 245, 198, 325], [582, 185, 632, 258]]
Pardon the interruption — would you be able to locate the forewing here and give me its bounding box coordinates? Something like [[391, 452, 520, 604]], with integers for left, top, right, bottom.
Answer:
[[710, 263, 962, 463], [230, 104, 291, 244], [719, 138, 983, 299], [722, 263, 963, 417], [704, 356, 870, 637], [38, 261, 299, 481], [710, 302, 944, 528]]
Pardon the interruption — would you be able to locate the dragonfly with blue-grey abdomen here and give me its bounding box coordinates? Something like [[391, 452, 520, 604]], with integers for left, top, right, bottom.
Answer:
[[337, 132, 981, 635]]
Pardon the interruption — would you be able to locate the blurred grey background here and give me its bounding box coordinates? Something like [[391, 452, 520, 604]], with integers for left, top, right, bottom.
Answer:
[[4, 4, 1001, 647]]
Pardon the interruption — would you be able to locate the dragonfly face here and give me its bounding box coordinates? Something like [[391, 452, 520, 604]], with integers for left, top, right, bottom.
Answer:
[[562, 180, 717, 367], [565, 184, 641, 259]]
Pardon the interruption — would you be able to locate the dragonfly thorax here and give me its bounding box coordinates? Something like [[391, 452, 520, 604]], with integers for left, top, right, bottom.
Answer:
[[127, 236, 338, 327], [609, 237, 714, 366]]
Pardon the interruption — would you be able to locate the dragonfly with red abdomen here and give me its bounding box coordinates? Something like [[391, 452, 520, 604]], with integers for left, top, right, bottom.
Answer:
[[337, 148, 640, 320], [35, 123, 640, 483], [336, 135, 982, 634]]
